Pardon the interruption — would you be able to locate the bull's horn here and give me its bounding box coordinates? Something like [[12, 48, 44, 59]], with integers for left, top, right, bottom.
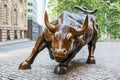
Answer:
[[75, 15, 88, 36], [44, 11, 55, 32]]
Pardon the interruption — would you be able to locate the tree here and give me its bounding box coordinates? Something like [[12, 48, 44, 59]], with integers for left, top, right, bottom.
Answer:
[[48, 0, 120, 40]]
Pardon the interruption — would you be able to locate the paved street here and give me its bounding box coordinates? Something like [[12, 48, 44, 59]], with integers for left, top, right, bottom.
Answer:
[[0, 41, 120, 80]]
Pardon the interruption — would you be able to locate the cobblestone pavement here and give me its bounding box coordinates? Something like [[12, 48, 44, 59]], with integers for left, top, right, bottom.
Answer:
[[0, 42, 120, 80]]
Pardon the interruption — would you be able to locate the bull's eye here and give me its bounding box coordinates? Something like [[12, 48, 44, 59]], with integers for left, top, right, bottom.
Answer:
[[54, 32, 59, 40], [66, 33, 72, 42]]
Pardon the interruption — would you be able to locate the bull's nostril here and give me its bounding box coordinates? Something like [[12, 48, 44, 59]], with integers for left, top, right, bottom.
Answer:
[[63, 49, 67, 56], [63, 50, 66, 53], [63, 49, 67, 53], [55, 55, 58, 57]]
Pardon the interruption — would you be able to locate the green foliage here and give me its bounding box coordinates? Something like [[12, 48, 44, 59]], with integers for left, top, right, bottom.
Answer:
[[48, 0, 120, 40]]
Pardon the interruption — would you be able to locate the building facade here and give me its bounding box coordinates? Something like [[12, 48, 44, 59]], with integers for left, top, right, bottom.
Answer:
[[37, 0, 46, 29], [0, 0, 27, 41], [27, 0, 43, 40], [27, 0, 37, 22]]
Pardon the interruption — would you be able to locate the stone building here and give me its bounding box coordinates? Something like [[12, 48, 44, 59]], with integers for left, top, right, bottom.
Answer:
[[0, 0, 27, 41]]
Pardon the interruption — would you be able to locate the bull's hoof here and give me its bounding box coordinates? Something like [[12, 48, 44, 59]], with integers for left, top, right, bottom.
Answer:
[[54, 65, 68, 74], [19, 61, 31, 70], [86, 58, 96, 64]]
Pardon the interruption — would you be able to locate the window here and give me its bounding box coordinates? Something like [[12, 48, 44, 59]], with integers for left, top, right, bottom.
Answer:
[[28, 9, 32, 12], [14, 30, 17, 39], [7, 30, 10, 40], [14, 9, 17, 25], [20, 31, 23, 38], [0, 29, 2, 41], [11, 8, 17, 26], [28, 3, 32, 6], [3, 4, 8, 25]]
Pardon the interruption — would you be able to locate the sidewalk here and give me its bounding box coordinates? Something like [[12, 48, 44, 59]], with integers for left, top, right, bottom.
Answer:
[[0, 38, 31, 46], [0, 42, 120, 79]]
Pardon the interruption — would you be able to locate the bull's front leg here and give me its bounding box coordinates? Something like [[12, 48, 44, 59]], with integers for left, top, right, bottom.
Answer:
[[19, 33, 46, 70]]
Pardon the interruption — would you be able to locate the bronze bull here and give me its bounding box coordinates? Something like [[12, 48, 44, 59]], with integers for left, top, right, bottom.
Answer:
[[19, 6, 98, 74]]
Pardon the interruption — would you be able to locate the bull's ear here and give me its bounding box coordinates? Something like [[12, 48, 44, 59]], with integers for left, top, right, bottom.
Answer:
[[44, 11, 55, 32], [75, 15, 88, 36]]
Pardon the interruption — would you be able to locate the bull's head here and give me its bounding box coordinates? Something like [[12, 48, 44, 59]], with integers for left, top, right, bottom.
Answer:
[[44, 11, 88, 62]]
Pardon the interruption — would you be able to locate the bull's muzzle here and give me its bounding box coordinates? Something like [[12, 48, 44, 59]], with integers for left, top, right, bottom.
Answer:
[[53, 49, 67, 62]]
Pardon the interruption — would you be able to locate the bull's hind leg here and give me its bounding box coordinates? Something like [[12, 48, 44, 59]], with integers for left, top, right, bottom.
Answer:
[[19, 33, 46, 70], [86, 40, 97, 64], [87, 18, 98, 64]]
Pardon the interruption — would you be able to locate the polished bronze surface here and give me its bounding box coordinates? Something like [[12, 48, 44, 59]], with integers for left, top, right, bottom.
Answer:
[[19, 6, 98, 74]]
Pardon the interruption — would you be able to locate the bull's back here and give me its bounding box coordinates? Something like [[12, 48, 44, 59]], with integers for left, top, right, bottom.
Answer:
[[51, 11, 98, 44]]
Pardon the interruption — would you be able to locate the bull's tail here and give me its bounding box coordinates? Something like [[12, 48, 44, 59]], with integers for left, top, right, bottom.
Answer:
[[74, 6, 98, 14]]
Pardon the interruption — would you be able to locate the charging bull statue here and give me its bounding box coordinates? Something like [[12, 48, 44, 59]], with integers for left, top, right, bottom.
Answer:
[[19, 6, 98, 74]]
